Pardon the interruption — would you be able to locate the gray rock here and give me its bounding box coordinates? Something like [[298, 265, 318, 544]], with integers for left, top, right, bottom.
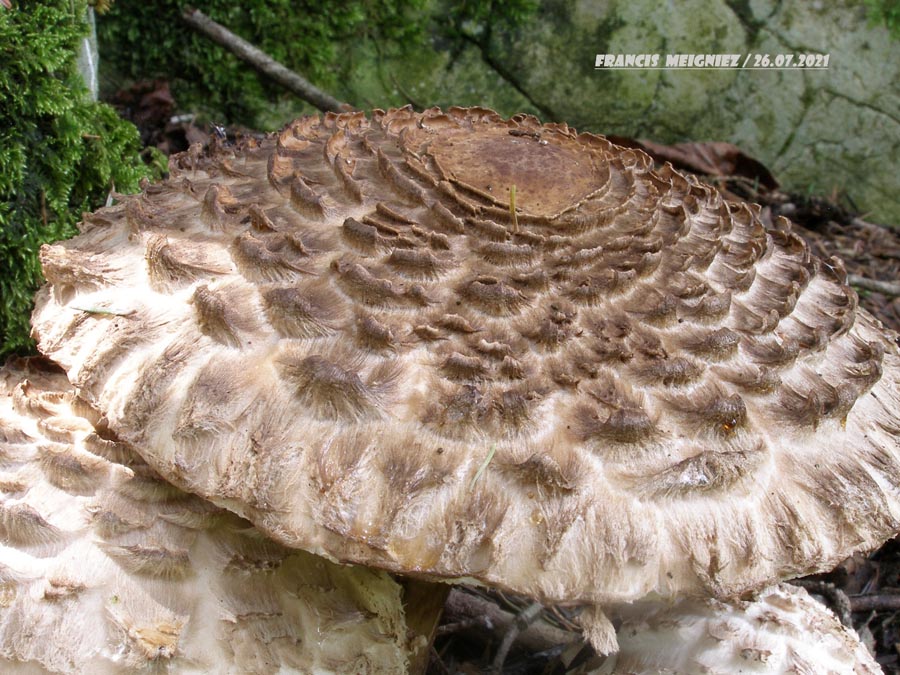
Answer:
[[352, 0, 899, 223]]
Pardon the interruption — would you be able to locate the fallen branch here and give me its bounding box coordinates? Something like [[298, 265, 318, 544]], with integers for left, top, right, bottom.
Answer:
[[848, 274, 900, 297], [790, 579, 853, 627], [442, 589, 577, 654], [492, 601, 543, 672], [849, 593, 900, 613], [181, 8, 350, 113]]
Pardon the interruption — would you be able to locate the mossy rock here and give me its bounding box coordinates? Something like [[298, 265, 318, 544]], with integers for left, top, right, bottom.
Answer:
[[371, 1, 900, 223]]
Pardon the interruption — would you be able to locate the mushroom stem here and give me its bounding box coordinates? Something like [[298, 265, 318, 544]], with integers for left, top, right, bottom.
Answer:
[[401, 578, 451, 674]]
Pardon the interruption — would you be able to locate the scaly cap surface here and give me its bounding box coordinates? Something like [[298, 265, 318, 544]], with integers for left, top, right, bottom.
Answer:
[[0, 360, 409, 673], [31, 107, 900, 608], [582, 584, 880, 674]]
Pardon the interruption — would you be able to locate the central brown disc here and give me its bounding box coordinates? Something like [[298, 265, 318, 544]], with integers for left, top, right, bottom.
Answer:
[[424, 127, 603, 218]]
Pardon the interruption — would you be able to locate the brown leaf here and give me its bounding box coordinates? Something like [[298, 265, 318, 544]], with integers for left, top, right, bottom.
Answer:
[[608, 137, 779, 190]]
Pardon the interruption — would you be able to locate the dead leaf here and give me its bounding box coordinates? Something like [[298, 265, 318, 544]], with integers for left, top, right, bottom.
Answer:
[[608, 137, 779, 190]]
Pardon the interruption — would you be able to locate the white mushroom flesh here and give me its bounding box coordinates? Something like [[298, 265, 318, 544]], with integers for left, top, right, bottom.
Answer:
[[585, 584, 880, 674]]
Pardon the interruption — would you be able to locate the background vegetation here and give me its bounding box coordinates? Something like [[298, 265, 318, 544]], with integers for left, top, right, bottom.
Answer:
[[96, 0, 538, 129], [0, 0, 146, 358], [98, 0, 428, 128], [866, 0, 900, 38]]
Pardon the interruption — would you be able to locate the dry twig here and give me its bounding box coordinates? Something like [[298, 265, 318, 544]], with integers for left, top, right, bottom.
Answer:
[[791, 579, 854, 627], [848, 274, 900, 297], [442, 589, 577, 655], [181, 8, 350, 113], [849, 593, 900, 613], [492, 601, 543, 672]]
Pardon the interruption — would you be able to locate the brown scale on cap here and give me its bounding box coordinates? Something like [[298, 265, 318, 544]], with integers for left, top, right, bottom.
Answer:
[[0, 360, 411, 673], [31, 107, 900, 636]]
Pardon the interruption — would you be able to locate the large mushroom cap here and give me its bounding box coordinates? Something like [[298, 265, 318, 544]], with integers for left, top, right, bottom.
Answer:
[[31, 107, 900, 609], [0, 360, 410, 673]]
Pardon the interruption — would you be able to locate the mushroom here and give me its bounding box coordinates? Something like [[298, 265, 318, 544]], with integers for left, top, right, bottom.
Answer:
[[30, 107, 900, 652], [0, 359, 412, 672], [579, 584, 880, 674]]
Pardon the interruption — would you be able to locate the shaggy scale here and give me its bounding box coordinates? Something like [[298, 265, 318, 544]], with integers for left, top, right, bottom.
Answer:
[[0, 360, 410, 673], [581, 585, 880, 674], [31, 108, 900, 618]]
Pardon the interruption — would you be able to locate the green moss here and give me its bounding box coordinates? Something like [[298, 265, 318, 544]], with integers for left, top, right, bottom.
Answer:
[[865, 0, 900, 39], [97, 0, 429, 129], [0, 1, 147, 359]]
